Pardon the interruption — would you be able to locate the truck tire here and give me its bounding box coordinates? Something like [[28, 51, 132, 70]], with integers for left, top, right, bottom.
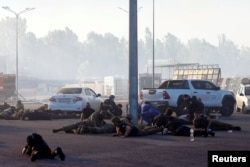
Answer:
[[220, 96, 235, 116]]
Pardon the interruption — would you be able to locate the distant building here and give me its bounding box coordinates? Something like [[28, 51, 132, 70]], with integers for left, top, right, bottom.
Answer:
[[104, 76, 128, 97], [139, 73, 162, 89]]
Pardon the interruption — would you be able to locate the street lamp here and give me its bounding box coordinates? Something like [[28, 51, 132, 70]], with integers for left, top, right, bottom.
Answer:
[[2, 6, 35, 99]]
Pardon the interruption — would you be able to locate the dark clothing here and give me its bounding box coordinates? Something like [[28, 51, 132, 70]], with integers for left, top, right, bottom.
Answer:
[[101, 99, 122, 118], [166, 119, 204, 137], [21, 110, 51, 120], [166, 119, 183, 133], [103, 99, 117, 110], [153, 114, 192, 128], [175, 126, 191, 136], [211, 120, 240, 131], [0, 102, 11, 112], [193, 115, 209, 129], [23, 133, 54, 158], [22, 133, 65, 161], [188, 101, 199, 120], [193, 114, 215, 137], [118, 122, 138, 136], [115, 119, 162, 137], [196, 100, 205, 114], [82, 107, 95, 119], [114, 108, 122, 117], [153, 113, 168, 127]]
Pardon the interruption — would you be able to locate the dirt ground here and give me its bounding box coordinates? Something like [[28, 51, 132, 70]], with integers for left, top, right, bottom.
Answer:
[[0, 102, 250, 167]]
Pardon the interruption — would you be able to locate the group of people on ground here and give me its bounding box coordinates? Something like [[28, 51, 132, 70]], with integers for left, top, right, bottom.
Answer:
[[141, 95, 241, 137], [0, 100, 24, 119], [100, 95, 123, 118], [51, 94, 242, 138], [0, 100, 52, 120], [1, 94, 243, 162], [52, 95, 124, 135]]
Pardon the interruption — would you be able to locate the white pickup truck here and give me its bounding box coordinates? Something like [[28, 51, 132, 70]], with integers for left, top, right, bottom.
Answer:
[[139, 79, 236, 116]]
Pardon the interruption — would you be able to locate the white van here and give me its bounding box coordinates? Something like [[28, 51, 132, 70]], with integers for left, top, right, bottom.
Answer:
[[236, 82, 250, 114]]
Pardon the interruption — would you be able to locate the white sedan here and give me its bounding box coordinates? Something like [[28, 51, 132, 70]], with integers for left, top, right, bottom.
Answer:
[[48, 87, 103, 113]]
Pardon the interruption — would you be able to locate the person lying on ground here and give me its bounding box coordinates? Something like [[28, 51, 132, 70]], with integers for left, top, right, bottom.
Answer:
[[193, 111, 241, 132], [22, 133, 65, 162], [20, 108, 52, 120], [166, 116, 214, 137], [153, 107, 192, 128], [52, 109, 115, 134], [192, 111, 216, 137], [0, 106, 16, 119], [111, 116, 163, 137], [0, 102, 11, 112]]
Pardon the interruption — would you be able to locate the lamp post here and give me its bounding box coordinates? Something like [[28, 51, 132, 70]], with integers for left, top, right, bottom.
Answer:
[[2, 6, 35, 99]]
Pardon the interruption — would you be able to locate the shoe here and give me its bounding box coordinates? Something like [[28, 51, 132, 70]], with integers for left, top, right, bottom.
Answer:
[[31, 150, 39, 162], [208, 131, 215, 137], [56, 147, 65, 161], [163, 128, 168, 135], [203, 130, 208, 137], [72, 129, 79, 134], [53, 129, 59, 133], [233, 126, 241, 131]]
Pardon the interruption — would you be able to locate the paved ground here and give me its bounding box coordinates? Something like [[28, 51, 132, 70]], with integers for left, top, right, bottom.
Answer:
[[0, 103, 250, 167]]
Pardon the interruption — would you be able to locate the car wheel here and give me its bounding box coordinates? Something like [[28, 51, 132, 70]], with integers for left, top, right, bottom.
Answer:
[[220, 97, 235, 116]]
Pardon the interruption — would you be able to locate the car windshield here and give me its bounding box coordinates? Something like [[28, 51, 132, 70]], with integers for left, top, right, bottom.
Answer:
[[245, 87, 250, 95], [56, 88, 82, 94]]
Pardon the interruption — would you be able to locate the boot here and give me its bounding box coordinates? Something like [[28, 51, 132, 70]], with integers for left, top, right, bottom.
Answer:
[[52, 129, 61, 133], [202, 129, 208, 137], [56, 147, 65, 161], [208, 131, 215, 137]]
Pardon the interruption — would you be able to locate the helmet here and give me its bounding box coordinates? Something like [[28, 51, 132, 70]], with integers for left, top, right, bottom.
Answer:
[[109, 95, 115, 100], [117, 104, 122, 108]]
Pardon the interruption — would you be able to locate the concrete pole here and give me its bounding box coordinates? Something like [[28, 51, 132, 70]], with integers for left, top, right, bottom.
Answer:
[[152, 0, 155, 88], [129, 0, 138, 126], [2, 7, 35, 100]]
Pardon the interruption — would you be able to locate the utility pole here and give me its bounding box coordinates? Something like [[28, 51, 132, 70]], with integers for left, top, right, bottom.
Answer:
[[2, 6, 35, 99], [129, 0, 138, 125], [152, 0, 155, 88]]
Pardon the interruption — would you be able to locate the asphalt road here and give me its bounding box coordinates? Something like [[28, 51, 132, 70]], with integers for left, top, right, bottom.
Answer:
[[0, 103, 250, 167]]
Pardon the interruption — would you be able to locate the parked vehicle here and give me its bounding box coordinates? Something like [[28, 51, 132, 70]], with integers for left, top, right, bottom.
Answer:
[[48, 86, 103, 113], [140, 79, 236, 116], [236, 78, 250, 114]]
